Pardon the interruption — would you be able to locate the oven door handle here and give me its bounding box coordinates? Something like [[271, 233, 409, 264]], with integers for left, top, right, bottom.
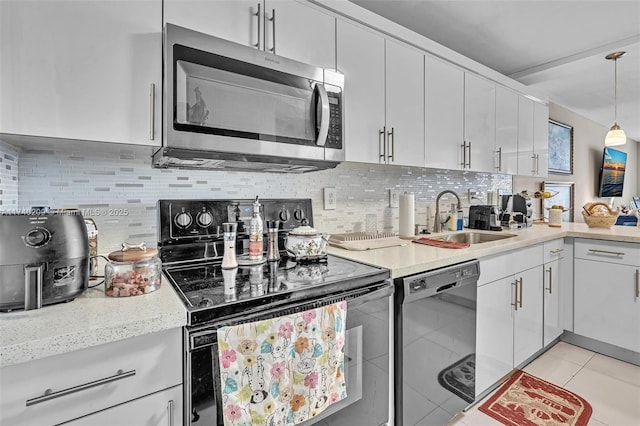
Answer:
[[315, 83, 330, 147], [189, 281, 393, 349]]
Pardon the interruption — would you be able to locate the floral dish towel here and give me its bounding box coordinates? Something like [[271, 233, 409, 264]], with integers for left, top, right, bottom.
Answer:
[[217, 301, 347, 426]]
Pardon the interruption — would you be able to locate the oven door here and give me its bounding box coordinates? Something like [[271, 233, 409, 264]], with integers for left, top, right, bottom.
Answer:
[[186, 281, 393, 426]]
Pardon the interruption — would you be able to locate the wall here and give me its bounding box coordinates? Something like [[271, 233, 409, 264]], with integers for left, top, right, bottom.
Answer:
[[0, 139, 511, 253], [515, 103, 639, 222]]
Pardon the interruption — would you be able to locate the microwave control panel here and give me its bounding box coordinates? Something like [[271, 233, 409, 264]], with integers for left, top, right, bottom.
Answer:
[[325, 90, 342, 150]]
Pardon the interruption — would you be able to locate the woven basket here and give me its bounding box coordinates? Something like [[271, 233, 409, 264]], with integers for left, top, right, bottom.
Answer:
[[582, 202, 619, 228]]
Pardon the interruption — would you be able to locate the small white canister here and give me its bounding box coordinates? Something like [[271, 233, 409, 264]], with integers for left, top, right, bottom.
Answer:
[[548, 208, 563, 227]]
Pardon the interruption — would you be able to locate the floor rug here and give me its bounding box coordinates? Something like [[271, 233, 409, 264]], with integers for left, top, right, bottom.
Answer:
[[479, 370, 592, 426], [437, 353, 475, 403]]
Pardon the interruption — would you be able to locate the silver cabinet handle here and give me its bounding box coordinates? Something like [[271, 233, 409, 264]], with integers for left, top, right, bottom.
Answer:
[[253, 3, 261, 49], [531, 154, 537, 174], [460, 141, 467, 168], [546, 267, 553, 294], [25, 369, 136, 406], [387, 127, 395, 162], [495, 147, 502, 171], [550, 248, 564, 254], [149, 83, 155, 141], [267, 8, 276, 53], [635, 269, 639, 300], [518, 277, 523, 308], [588, 249, 625, 257], [536, 153, 540, 175], [379, 127, 386, 163], [467, 141, 472, 169], [511, 280, 518, 310], [167, 400, 174, 426]]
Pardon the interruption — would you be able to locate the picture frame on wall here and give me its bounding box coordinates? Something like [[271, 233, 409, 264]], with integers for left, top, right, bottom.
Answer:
[[542, 181, 575, 222], [548, 119, 573, 174]]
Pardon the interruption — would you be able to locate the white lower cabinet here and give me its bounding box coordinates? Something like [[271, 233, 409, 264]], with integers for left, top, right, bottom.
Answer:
[[0, 328, 183, 426], [61, 385, 183, 426], [476, 244, 544, 395], [543, 238, 566, 346], [574, 239, 640, 353]]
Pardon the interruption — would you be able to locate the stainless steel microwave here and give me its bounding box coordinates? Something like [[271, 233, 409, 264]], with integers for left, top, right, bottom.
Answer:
[[154, 24, 344, 173]]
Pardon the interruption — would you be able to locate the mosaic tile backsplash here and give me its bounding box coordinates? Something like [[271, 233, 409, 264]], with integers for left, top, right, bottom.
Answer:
[[1, 140, 511, 253]]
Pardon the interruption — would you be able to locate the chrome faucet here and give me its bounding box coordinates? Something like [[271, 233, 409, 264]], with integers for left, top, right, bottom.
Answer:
[[433, 190, 462, 233]]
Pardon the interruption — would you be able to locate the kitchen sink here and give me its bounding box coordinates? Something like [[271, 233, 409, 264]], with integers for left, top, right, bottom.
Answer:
[[434, 231, 517, 244]]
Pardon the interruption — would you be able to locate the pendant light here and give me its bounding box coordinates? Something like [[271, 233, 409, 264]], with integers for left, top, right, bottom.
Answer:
[[604, 51, 627, 146]]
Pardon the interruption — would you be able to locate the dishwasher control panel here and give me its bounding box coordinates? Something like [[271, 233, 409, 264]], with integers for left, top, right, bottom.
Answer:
[[401, 260, 480, 302]]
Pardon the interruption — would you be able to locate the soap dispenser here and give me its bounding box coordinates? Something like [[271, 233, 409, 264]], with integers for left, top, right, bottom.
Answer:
[[248, 196, 264, 261]]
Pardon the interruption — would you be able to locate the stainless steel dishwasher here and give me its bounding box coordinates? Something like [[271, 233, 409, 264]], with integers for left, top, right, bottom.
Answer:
[[395, 260, 480, 426]]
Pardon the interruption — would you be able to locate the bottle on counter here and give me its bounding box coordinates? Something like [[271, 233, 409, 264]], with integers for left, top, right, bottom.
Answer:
[[249, 196, 264, 261], [457, 208, 464, 230], [221, 222, 238, 269], [448, 204, 458, 231]]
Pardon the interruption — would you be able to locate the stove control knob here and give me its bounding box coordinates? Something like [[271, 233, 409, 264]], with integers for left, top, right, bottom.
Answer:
[[279, 207, 291, 222], [25, 227, 51, 247], [293, 208, 304, 221], [196, 211, 214, 228], [174, 212, 193, 229]]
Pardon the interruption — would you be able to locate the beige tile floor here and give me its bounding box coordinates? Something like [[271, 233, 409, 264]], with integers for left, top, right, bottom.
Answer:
[[449, 342, 640, 426]]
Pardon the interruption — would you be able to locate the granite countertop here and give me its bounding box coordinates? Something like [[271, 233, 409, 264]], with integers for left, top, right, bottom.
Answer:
[[328, 223, 640, 278], [0, 278, 187, 368], [2, 223, 637, 369]]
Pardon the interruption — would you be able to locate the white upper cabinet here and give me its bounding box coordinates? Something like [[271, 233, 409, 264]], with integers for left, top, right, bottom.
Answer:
[[495, 86, 519, 174], [384, 39, 425, 168], [337, 20, 386, 164], [164, 0, 336, 69], [0, 0, 161, 145], [425, 56, 464, 170], [533, 101, 549, 177], [518, 96, 549, 177], [338, 20, 423, 167], [464, 73, 496, 172]]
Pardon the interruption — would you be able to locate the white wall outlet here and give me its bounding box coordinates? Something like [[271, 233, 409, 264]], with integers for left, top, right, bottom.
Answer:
[[390, 189, 400, 208], [324, 187, 337, 210]]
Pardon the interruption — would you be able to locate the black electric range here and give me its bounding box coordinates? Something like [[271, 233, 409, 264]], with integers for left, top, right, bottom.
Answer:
[[158, 198, 390, 326]]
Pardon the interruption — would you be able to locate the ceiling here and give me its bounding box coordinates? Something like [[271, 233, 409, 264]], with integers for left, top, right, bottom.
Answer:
[[351, 0, 640, 142]]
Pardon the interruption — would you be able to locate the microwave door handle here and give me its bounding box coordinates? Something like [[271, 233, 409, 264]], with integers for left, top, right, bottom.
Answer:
[[315, 83, 330, 147]]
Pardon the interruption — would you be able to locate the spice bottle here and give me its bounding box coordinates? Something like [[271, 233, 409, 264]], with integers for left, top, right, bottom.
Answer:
[[266, 220, 280, 261], [248, 196, 264, 261], [221, 222, 238, 269]]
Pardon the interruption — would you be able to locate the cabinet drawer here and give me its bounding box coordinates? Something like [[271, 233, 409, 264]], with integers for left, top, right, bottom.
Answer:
[[1, 328, 182, 426], [543, 238, 565, 263], [478, 243, 543, 286], [574, 239, 640, 266]]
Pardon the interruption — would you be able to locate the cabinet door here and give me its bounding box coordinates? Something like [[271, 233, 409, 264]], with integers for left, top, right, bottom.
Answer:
[[476, 277, 514, 396], [425, 55, 464, 170], [164, 1, 257, 47], [61, 385, 183, 426], [517, 96, 535, 175], [265, 0, 336, 69], [574, 260, 640, 352], [464, 73, 496, 172], [495, 86, 519, 174], [0, 0, 161, 146], [385, 39, 425, 167], [533, 101, 549, 177], [513, 266, 544, 366], [337, 20, 385, 164], [543, 259, 563, 346]]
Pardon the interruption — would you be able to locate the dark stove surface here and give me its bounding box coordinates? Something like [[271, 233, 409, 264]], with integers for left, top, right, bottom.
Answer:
[[163, 254, 388, 326]]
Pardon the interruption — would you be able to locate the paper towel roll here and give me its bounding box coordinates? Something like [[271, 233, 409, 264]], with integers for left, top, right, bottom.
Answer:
[[399, 192, 415, 239]]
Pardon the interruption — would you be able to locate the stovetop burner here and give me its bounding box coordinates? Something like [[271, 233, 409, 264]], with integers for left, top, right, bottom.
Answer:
[[158, 199, 390, 326]]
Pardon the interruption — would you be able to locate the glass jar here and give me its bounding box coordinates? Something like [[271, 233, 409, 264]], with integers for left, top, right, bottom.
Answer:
[[104, 242, 161, 297]]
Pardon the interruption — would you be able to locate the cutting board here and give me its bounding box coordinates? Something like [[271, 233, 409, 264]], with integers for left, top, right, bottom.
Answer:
[[328, 233, 408, 251]]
